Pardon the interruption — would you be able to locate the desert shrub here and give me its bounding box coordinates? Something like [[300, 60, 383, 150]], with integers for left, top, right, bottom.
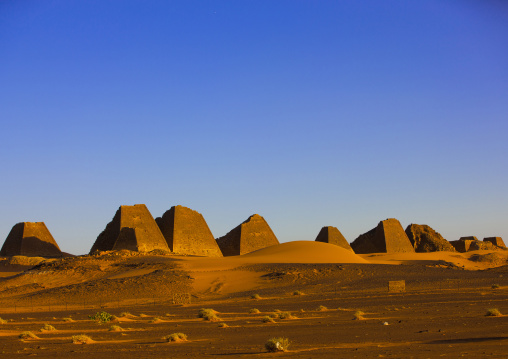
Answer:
[[110, 315, 118, 321], [265, 337, 290, 352], [249, 308, 260, 314], [164, 333, 187, 342], [149, 317, 163, 323], [19, 331, 39, 340], [353, 311, 365, 320], [277, 312, 295, 320], [109, 325, 123, 332], [485, 308, 502, 317], [62, 317, 74, 322], [262, 316, 275, 323], [139, 313, 149, 318], [72, 334, 93, 344], [293, 290, 303, 296], [89, 311, 113, 324], [317, 305, 327, 311], [0, 317, 7, 324], [270, 313, 279, 319], [218, 322, 228, 328], [120, 312, 135, 318], [198, 308, 220, 321], [40, 324, 56, 332], [251, 294, 261, 299], [492, 284, 500, 289]]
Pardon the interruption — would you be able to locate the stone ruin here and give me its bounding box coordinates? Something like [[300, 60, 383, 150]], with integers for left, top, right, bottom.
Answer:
[[405, 224, 455, 252], [90, 204, 169, 253], [351, 218, 414, 254], [0, 222, 62, 257], [215, 214, 279, 256], [451, 236, 504, 252], [483, 237, 506, 248], [155, 205, 222, 257], [314, 226, 354, 252]]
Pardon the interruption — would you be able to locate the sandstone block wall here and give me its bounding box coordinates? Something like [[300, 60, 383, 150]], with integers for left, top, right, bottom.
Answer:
[[156, 205, 222, 257], [90, 204, 169, 253], [216, 214, 279, 256], [405, 224, 455, 252], [351, 218, 414, 254], [314, 226, 354, 252], [0, 222, 62, 257]]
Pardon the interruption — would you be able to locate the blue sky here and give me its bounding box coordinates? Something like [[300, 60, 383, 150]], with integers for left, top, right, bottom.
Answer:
[[1, 1, 507, 255]]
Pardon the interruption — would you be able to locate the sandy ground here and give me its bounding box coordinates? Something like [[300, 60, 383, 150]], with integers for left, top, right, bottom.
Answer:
[[0, 241, 507, 358]]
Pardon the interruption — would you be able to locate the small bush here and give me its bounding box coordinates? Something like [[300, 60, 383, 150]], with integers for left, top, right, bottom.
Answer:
[[198, 308, 221, 322], [492, 284, 500, 289], [109, 325, 123, 332], [251, 294, 261, 299], [485, 308, 502, 317], [218, 322, 228, 328], [353, 311, 365, 320], [72, 334, 93, 344], [262, 316, 275, 323], [249, 308, 260, 314], [293, 290, 303, 296], [40, 324, 56, 332], [164, 333, 187, 342], [265, 337, 290, 352], [317, 305, 328, 311], [19, 331, 39, 340], [149, 317, 163, 323], [277, 312, 295, 320], [89, 311, 113, 324], [120, 312, 136, 318], [62, 317, 74, 322], [0, 317, 7, 324]]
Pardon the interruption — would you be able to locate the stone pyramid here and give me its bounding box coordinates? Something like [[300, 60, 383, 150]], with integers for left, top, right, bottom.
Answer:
[[216, 214, 279, 256], [351, 218, 414, 254], [483, 237, 506, 248], [90, 204, 169, 253], [155, 205, 222, 257], [0, 222, 62, 257], [314, 226, 354, 252], [405, 224, 455, 252]]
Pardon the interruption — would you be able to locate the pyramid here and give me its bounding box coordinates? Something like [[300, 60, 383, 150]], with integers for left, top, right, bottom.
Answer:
[[0, 222, 62, 257], [351, 218, 414, 254], [216, 214, 279, 256], [451, 237, 496, 252], [155, 205, 222, 257], [405, 224, 455, 252], [314, 226, 354, 252], [483, 237, 506, 248], [90, 204, 169, 253]]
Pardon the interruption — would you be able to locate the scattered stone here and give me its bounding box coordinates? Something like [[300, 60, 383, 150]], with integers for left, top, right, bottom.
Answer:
[[405, 224, 455, 252], [351, 218, 414, 254]]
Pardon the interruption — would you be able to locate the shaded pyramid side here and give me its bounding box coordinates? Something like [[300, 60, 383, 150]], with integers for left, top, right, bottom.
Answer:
[[0, 222, 62, 257], [405, 224, 455, 252], [351, 218, 414, 254], [314, 226, 354, 252], [156, 205, 222, 257], [216, 214, 279, 256], [90, 204, 169, 253]]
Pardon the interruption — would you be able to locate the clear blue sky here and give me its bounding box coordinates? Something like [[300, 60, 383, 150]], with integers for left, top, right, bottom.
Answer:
[[1, 1, 507, 255]]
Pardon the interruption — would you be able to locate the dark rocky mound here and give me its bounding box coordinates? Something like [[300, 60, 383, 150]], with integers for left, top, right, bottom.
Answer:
[[405, 224, 455, 252]]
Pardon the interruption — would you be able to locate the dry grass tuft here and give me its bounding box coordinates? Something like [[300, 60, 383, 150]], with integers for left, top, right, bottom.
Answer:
[[293, 290, 304, 296], [265, 337, 290, 352], [249, 308, 261, 314], [163, 333, 187, 342], [317, 305, 328, 311], [120, 312, 136, 318], [149, 317, 163, 323], [72, 334, 93, 344], [0, 317, 7, 324], [109, 325, 124, 332], [198, 308, 221, 322], [62, 317, 74, 322], [485, 308, 502, 317], [251, 294, 261, 299], [491, 284, 500, 289], [19, 331, 39, 340], [353, 311, 365, 320], [277, 311, 295, 320], [40, 324, 56, 332], [262, 316, 275, 323], [218, 322, 229, 328]]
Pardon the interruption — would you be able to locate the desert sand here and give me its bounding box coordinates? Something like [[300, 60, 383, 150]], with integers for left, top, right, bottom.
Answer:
[[0, 241, 507, 358]]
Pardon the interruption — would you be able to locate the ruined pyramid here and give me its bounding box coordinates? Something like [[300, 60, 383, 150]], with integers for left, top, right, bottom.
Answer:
[[405, 224, 455, 252], [90, 204, 169, 253], [155, 205, 222, 257], [351, 218, 415, 254], [314, 226, 354, 252], [0, 222, 62, 257], [483, 237, 505, 248], [216, 214, 279, 256]]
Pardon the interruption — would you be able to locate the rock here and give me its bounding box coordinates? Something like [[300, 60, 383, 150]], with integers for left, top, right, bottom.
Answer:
[[405, 224, 455, 252], [351, 218, 414, 254], [0, 222, 62, 257], [314, 226, 354, 252], [216, 214, 279, 256]]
